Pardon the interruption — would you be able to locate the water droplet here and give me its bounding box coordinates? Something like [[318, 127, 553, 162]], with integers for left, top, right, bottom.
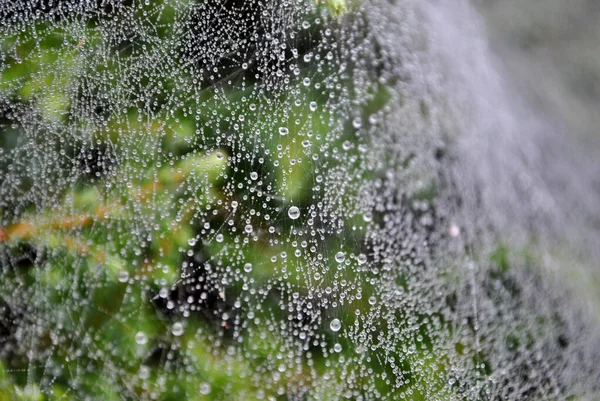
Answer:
[[330, 318, 341, 332], [278, 127, 289, 136], [449, 223, 460, 237], [200, 383, 211, 395], [244, 263, 253, 273], [288, 206, 300, 220], [334, 343, 342, 352], [309, 101, 318, 112], [138, 365, 150, 380], [172, 322, 184, 336], [368, 296, 377, 306], [335, 252, 345, 263], [187, 237, 197, 247], [135, 331, 148, 345], [250, 171, 258, 180], [118, 271, 129, 283]]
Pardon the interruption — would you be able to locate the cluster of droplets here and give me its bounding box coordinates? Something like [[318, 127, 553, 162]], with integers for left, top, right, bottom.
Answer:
[[0, 0, 598, 400]]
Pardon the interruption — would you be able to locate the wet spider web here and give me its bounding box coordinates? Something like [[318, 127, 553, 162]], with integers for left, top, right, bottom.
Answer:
[[0, 0, 599, 400]]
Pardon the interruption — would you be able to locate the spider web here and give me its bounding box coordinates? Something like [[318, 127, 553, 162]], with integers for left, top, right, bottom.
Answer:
[[0, 0, 599, 400]]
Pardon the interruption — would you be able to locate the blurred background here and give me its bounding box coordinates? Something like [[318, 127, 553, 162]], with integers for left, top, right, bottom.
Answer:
[[478, 0, 600, 152]]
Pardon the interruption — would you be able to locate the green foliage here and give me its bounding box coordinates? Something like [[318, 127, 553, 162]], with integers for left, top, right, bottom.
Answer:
[[1, 0, 590, 400]]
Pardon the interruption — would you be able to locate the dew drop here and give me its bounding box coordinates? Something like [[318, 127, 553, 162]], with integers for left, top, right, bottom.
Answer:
[[449, 223, 460, 237], [288, 206, 300, 220], [118, 271, 129, 283], [138, 365, 150, 380], [330, 318, 341, 332], [135, 331, 148, 345], [199, 383, 211, 395], [172, 322, 184, 336]]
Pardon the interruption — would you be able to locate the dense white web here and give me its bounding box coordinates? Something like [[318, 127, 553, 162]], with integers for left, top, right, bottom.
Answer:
[[0, 0, 599, 400]]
